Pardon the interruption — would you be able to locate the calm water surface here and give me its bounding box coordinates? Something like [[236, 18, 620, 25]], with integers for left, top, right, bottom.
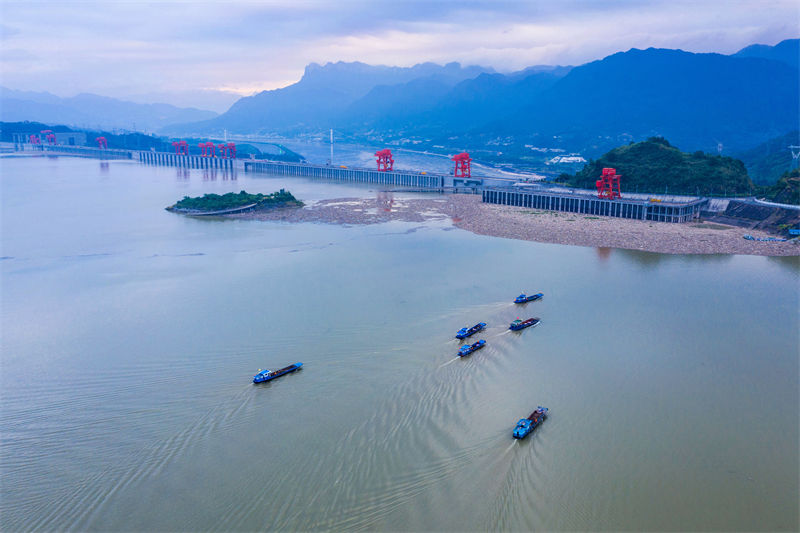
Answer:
[[2, 156, 798, 531]]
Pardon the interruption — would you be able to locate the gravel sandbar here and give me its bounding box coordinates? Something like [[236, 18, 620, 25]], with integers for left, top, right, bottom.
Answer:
[[230, 194, 798, 256]]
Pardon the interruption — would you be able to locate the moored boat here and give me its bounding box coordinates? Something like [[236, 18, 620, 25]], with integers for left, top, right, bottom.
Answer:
[[253, 362, 303, 383], [458, 339, 486, 357], [513, 406, 549, 439], [456, 322, 487, 339], [514, 292, 543, 304], [509, 317, 540, 331]]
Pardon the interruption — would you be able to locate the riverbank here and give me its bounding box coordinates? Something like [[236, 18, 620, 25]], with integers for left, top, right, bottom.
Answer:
[[230, 194, 799, 256]]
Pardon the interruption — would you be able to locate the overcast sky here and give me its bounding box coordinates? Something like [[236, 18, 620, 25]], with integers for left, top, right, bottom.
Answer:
[[1, 0, 797, 111]]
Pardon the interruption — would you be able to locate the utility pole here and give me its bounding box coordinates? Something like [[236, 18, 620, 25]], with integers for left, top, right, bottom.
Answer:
[[329, 129, 334, 165]]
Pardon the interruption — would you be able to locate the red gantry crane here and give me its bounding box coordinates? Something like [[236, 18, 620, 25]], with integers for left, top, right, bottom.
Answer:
[[452, 152, 472, 178], [41, 130, 57, 145], [199, 142, 216, 157], [96, 136, 108, 149], [173, 141, 190, 155], [596, 167, 621, 199], [375, 149, 394, 171], [216, 142, 236, 158]]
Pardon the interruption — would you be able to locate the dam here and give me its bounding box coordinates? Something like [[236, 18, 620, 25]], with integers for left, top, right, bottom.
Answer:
[[13, 142, 713, 223], [482, 187, 708, 223], [244, 160, 446, 188]]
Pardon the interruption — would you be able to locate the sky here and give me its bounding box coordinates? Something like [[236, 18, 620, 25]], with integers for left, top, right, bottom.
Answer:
[[1, 0, 797, 112]]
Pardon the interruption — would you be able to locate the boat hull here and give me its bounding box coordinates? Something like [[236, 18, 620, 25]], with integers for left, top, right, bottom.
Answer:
[[509, 318, 540, 331], [455, 322, 487, 339], [253, 362, 303, 383], [458, 340, 486, 357], [512, 408, 548, 438]]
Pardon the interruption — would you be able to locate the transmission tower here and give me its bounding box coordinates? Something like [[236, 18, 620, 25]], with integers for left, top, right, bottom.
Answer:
[[329, 129, 334, 166], [789, 145, 800, 169]]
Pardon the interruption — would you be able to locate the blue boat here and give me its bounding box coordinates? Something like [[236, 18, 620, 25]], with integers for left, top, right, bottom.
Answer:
[[513, 406, 548, 439], [458, 339, 486, 357], [509, 317, 540, 331], [456, 322, 487, 339], [253, 362, 303, 384], [514, 292, 543, 304]]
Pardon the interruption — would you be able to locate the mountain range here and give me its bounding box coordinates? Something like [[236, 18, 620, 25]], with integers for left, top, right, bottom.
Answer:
[[3, 38, 797, 163], [168, 61, 495, 134], [494, 45, 798, 153], [0, 87, 217, 132], [166, 39, 798, 157]]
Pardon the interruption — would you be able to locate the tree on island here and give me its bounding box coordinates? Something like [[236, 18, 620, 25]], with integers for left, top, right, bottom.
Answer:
[[168, 189, 302, 212]]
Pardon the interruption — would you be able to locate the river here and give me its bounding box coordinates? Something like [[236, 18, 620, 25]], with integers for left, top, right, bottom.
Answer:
[[1, 155, 797, 531]]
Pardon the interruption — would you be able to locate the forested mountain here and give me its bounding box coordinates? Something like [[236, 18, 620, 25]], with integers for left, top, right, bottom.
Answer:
[[342, 66, 571, 134], [735, 130, 800, 185], [495, 47, 798, 153]]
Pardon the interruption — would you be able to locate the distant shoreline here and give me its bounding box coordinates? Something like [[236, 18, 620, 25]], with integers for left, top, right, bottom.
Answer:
[[228, 194, 799, 257]]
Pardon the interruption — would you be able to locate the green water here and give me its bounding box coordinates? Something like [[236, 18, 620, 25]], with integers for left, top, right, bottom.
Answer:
[[2, 156, 798, 531]]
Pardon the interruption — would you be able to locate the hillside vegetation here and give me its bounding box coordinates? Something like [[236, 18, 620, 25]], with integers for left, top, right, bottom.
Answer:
[[559, 138, 754, 196], [763, 168, 800, 205], [735, 130, 799, 185]]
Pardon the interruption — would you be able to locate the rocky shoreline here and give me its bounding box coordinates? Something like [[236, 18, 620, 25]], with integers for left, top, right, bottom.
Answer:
[[228, 194, 799, 257]]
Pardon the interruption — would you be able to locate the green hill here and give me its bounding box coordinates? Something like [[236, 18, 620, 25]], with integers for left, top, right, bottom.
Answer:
[[763, 168, 800, 205], [559, 137, 754, 196]]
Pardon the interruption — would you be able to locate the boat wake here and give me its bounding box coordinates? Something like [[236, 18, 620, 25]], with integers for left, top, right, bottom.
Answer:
[[26, 384, 257, 531], [438, 357, 461, 368]]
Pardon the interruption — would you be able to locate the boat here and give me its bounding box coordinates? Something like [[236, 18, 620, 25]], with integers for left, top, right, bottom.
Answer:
[[456, 322, 487, 339], [253, 362, 303, 383], [458, 339, 486, 357], [513, 406, 548, 439], [509, 317, 540, 331], [514, 292, 543, 304]]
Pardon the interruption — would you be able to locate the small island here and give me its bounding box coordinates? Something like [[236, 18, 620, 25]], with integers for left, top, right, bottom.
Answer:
[[167, 189, 303, 215]]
